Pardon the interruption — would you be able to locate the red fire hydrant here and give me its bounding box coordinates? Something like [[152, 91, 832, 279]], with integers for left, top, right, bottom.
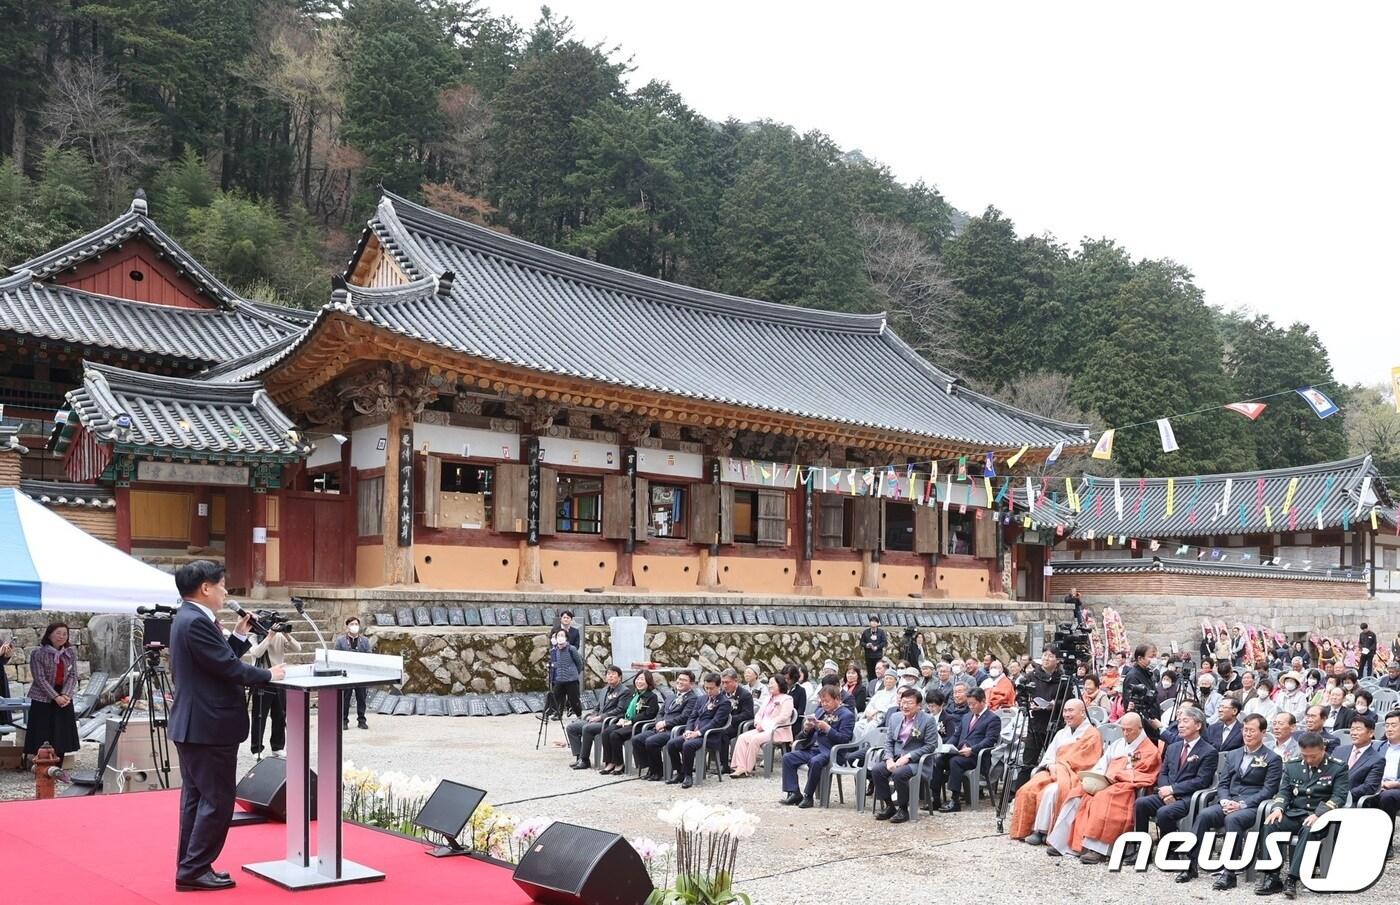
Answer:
[[34, 743, 60, 799]]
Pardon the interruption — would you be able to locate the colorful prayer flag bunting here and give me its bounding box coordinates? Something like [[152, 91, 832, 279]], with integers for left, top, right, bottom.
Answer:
[[1165, 477, 1176, 518], [1047, 441, 1064, 465], [1007, 444, 1029, 468], [1224, 401, 1268, 421], [957, 456, 968, 481], [1091, 429, 1115, 461], [1282, 477, 1299, 514], [1295, 387, 1339, 419]]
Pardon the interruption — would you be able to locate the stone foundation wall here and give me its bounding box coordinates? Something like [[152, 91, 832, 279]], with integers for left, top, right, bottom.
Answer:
[[368, 624, 1030, 695]]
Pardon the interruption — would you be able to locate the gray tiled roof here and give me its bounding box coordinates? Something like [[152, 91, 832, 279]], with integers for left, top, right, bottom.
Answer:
[[0, 271, 295, 363], [61, 362, 308, 460], [1051, 556, 1367, 583], [19, 479, 115, 508], [13, 198, 244, 307], [1070, 455, 1393, 538], [328, 193, 1090, 449]]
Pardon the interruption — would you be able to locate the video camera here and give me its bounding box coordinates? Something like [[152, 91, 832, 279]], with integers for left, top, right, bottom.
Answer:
[[249, 608, 295, 637], [1049, 622, 1092, 666]]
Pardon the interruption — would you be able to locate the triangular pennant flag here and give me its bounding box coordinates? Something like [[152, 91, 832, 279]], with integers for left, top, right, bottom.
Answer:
[[995, 478, 1011, 505], [1165, 478, 1176, 518], [1371, 508, 1379, 530], [1091, 429, 1115, 461], [1224, 401, 1268, 421], [1064, 477, 1079, 512], [1007, 444, 1029, 468], [1156, 418, 1179, 453], [1356, 476, 1372, 518], [1264, 504, 1273, 528], [1114, 478, 1124, 522], [944, 474, 953, 511], [1295, 387, 1339, 419], [1047, 441, 1064, 465]]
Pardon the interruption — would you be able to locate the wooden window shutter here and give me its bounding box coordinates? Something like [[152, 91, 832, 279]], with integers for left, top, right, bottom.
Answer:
[[634, 477, 649, 542], [493, 463, 527, 533], [356, 476, 383, 537], [538, 466, 557, 536], [756, 489, 788, 546], [818, 494, 846, 548], [688, 483, 717, 544], [913, 503, 939, 554], [718, 484, 736, 545], [423, 455, 442, 529], [975, 511, 997, 558], [602, 474, 631, 539], [849, 495, 881, 550]]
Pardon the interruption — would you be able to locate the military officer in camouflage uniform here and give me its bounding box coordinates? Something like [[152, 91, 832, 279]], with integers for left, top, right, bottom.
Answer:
[[1254, 731, 1351, 898]]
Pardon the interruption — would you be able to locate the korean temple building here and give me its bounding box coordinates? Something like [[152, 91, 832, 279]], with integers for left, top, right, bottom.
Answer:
[[0, 190, 1101, 599], [2, 190, 1395, 607]]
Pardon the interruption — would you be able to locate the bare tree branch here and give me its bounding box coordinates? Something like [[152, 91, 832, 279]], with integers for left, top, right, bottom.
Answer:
[[856, 214, 966, 368], [39, 60, 154, 200]]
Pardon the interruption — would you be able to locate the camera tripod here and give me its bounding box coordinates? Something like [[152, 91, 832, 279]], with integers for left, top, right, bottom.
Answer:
[[535, 690, 561, 750], [994, 664, 1081, 833], [85, 643, 175, 794]]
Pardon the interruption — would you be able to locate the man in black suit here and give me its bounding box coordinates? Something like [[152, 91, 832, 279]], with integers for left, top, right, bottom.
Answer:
[[871, 688, 939, 823], [1134, 706, 1218, 836], [566, 664, 628, 770], [929, 687, 1001, 812], [667, 672, 732, 789], [1303, 704, 1341, 753], [1177, 714, 1282, 888], [719, 668, 754, 773], [1359, 622, 1378, 678], [1335, 713, 1385, 799], [1205, 697, 1245, 754], [635, 671, 697, 780], [169, 561, 283, 892], [860, 616, 887, 681]]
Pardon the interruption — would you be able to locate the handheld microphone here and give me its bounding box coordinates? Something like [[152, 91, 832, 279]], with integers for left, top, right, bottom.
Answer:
[[224, 600, 269, 635]]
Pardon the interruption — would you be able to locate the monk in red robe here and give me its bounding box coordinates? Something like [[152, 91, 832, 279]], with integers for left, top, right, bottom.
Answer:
[[1010, 700, 1103, 842], [1063, 712, 1163, 863]]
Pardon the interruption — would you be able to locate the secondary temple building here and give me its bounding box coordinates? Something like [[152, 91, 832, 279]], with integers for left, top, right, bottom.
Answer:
[[2, 191, 1099, 599]]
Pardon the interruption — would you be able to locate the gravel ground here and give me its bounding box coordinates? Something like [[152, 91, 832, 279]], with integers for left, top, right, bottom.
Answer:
[[1, 714, 1388, 904]]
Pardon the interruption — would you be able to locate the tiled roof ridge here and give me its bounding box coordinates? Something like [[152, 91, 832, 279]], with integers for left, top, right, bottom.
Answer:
[[1079, 454, 1376, 487], [84, 360, 268, 404], [377, 192, 891, 335]]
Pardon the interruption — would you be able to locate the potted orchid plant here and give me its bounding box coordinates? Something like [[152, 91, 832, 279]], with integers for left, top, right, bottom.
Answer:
[[648, 800, 757, 905]]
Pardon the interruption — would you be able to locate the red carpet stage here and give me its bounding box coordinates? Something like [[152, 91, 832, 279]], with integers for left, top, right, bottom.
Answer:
[[0, 790, 535, 905]]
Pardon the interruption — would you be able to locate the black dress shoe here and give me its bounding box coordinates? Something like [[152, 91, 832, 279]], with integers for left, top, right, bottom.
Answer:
[[889, 808, 909, 824], [176, 871, 235, 891], [1255, 872, 1283, 896], [780, 792, 802, 806], [680, 776, 693, 789], [665, 776, 682, 785], [1213, 870, 1237, 890], [874, 803, 893, 821], [938, 802, 960, 813], [357, 720, 369, 730], [797, 795, 814, 809], [571, 761, 591, 770], [645, 772, 662, 781], [1175, 866, 1197, 883], [1282, 877, 1297, 900], [211, 871, 229, 881]]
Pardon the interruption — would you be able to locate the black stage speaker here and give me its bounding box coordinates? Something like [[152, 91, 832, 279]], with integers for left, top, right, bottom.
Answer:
[[513, 822, 653, 905], [234, 757, 317, 824]]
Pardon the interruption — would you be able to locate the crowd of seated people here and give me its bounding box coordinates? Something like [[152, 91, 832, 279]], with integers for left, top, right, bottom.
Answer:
[[552, 627, 1400, 896]]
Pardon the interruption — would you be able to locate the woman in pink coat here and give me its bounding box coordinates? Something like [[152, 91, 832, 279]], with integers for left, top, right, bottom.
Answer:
[[729, 675, 795, 777]]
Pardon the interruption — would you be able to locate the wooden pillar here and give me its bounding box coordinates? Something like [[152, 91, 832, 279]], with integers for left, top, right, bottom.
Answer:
[[250, 488, 268, 597], [612, 447, 638, 588], [1370, 528, 1377, 598], [114, 485, 132, 553], [190, 487, 211, 550], [699, 456, 722, 589], [516, 435, 545, 589], [989, 511, 1006, 595], [380, 407, 415, 585], [793, 472, 815, 590], [923, 552, 940, 594]]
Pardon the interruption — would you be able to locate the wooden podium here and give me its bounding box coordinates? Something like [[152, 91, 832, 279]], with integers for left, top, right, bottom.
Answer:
[[243, 649, 403, 890]]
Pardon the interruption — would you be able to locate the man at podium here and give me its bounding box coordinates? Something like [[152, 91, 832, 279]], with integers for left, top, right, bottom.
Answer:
[[169, 561, 286, 892]]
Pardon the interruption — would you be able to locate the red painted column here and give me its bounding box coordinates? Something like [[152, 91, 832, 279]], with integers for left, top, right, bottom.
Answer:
[[251, 489, 268, 595], [115, 486, 132, 553]]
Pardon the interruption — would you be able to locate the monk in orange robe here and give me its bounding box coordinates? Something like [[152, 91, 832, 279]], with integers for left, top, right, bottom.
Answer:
[[1010, 700, 1103, 841], [986, 662, 1015, 711], [1063, 712, 1163, 863]]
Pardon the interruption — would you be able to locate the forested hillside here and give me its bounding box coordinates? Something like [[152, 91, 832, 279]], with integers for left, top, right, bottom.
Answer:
[[1, 0, 1387, 477]]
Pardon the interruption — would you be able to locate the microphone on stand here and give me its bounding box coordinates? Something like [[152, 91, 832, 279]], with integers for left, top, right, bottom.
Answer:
[[292, 597, 345, 677]]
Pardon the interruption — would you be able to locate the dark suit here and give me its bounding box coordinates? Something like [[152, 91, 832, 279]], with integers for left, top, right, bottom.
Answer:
[[726, 685, 755, 742], [565, 681, 629, 765], [667, 692, 733, 779], [925, 707, 1001, 806], [1186, 745, 1283, 862], [1335, 742, 1385, 799], [1205, 719, 1244, 754], [636, 689, 697, 776], [169, 602, 272, 883], [870, 710, 938, 809], [782, 706, 855, 798], [1134, 738, 1218, 835]]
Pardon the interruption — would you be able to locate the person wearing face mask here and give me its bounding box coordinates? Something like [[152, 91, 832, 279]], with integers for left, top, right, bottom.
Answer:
[[547, 629, 584, 719], [334, 617, 372, 730], [1244, 677, 1278, 721], [1274, 671, 1310, 721], [984, 659, 1015, 710]]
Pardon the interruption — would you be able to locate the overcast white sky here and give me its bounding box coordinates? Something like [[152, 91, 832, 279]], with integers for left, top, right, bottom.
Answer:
[[488, 1, 1396, 385]]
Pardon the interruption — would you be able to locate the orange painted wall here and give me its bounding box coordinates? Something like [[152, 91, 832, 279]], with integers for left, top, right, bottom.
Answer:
[[414, 544, 518, 589], [542, 548, 617, 588], [633, 553, 701, 591], [812, 558, 862, 597], [716, 554, 799, 593], [937, 562, 992, 597], [877, 562, 924, 597], [356, 544, 385, 586]]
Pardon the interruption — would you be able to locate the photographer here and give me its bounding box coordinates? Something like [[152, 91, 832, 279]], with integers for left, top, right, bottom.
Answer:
[[1020, 648, 1066, 769], [1063, 586, 1085, 626], [1121, 643, 1162, 742], [246, 612, 301, 756]]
